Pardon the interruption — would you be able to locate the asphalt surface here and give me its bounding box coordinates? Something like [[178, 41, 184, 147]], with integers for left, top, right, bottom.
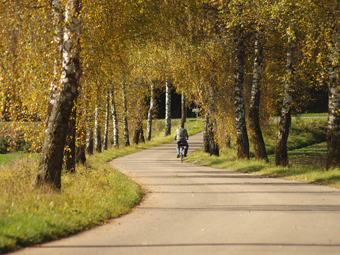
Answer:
[[12, 132, 340, 255]]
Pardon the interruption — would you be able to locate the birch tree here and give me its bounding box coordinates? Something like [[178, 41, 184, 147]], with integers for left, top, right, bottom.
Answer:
[[326, 23, 340, 169], [275, 24, 295, 167], [165, 80, 172, 136], [234, 4, 249, 159], [249, 26, 268, 161], [146, 81, 155, 141], [122, 80, 130, 146], [35, 0, 82, 189], [94, 96, 102, 153], [110, 87, 119, 148], [103, 90, 109, 150], [181, 92, 187, 127], [86, 128, 94, 154]]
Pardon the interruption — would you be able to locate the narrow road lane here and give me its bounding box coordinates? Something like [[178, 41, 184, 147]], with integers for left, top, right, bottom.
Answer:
[[13, 132, 340, 255]]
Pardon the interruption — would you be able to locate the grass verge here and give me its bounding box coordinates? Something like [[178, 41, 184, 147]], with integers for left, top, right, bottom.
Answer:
[[186, 117, 340, 188], [0, 118, 203, 253]]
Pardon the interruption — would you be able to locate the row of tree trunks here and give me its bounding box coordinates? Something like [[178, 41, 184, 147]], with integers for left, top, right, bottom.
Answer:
[[34, 0, 81, 189], [146, 81, 155, 141], [249, 26, 268, 161], [84, 86, 120, 153], [234, 7, 249, 159], [275, 26, 294, 167], [165, 80, 172, 136]]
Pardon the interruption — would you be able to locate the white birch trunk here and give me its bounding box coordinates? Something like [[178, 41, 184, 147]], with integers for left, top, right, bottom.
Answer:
[[234, 5, 249, 159], [122, 81, 130, 146], [94, 100, 101, 152], [165, 80, 171, 136], [110, 88, 119, 148], [249, 26, 267, 161], [103, 90, 109, 150], [35, 0, 81, 189], [86, 128, 94, 154], [275, 25, 294, 167], [146, 81, 155, 141], [326, 26, 340, 169]]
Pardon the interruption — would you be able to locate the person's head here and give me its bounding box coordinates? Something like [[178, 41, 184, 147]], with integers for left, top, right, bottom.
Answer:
[[180, 123, 184, 128]]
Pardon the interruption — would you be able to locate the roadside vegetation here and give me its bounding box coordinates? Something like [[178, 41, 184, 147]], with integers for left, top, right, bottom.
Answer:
[[0, 118, 203, 254], [186, 117, 340, 188]]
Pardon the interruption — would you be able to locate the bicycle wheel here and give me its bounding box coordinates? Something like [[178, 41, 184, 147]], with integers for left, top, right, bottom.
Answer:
[[180, 149, 184, 163]]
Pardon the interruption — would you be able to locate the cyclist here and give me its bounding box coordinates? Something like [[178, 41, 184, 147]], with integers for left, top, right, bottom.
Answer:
[[174, 124, 189, 158]]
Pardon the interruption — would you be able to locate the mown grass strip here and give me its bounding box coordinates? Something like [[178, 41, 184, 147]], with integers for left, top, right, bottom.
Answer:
[[0, 118, 203, 253], [186, 117, 340, 188]]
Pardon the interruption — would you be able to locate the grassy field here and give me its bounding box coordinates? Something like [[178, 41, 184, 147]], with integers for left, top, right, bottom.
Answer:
[[0, 153, 40, 166], [0, 118, 203, 253], [186, 116, 340, 188], [292, 112, 328, 117]]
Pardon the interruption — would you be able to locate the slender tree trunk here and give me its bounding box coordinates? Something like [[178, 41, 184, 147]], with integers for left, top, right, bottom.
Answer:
[[122, 81, 130, 146], [140, 127, 145, 143], [206, 115, 219, 157], [249, 26, 268, 161], [326, 26, 340, 169], [146, 81, 155, 141], [208, 124, 219, 156], [165, 80, 172, 136], [34, 0, 81, 189], [110, 88, 119, 148], [76, 132, 86, 164], [181, 92, 186, 127], [133, 125, 141, 145], [94, 100, 101, 152], [75, 86, 86, 164], [103, 91, 109, 150], [207, 84, 219, 156], [275, 26, 294, 167], [76, 114, 86, 164], [234, 8, 249, 159], [203, 113, 210, 153], [133, 120, 145, 144], [65, 104, 76, 172], [86, 128, 94, 154]]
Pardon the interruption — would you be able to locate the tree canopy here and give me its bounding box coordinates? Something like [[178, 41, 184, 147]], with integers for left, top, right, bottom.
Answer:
[[1, 0, 339, 187]]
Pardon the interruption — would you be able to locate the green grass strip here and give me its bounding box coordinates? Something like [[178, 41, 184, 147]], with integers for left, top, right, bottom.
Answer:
[[186, 117, 340, 188]]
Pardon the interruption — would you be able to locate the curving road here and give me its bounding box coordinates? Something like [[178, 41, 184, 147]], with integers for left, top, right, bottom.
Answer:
[[13, 132, 340, 255]]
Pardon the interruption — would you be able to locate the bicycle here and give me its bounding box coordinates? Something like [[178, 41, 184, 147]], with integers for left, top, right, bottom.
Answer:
[[178, 142, 187, 163]]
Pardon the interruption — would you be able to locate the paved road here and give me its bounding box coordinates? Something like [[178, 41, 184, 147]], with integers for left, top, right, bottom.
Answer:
[[13, 132, 340, 255]]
